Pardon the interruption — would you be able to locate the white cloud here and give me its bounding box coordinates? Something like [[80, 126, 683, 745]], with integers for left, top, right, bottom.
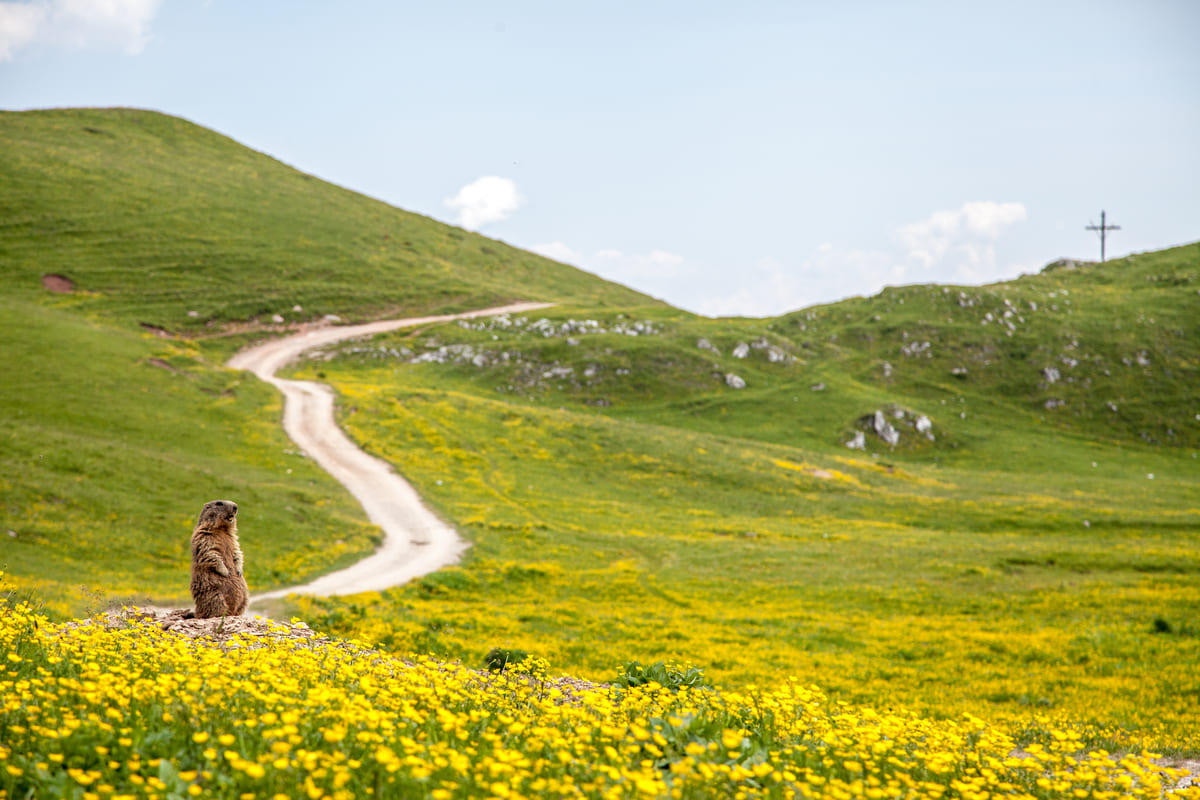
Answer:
[[695, 249, 898, 318], [525, 201, 1027, 318], [529, 241, 580, 263], [0, 0, 162, 60], [0, 2, 45, 60], [896, 200, 1027, 280], [444, 176, 524, 230], [529, 242, 685, 281], [592, 248, 684, 279]]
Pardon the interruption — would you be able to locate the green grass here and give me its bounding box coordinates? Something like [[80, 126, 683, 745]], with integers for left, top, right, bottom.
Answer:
[[0, 294, 381, 613], [2, 107, 1199, 751], [274, 247, 1200, 748], [0, 107, 655, 341]]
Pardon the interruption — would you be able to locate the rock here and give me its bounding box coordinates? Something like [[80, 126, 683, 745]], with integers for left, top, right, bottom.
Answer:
[[732, 342, 749, 359], [1045, 398, 1065, 409], [1042, 366, 1061, 384], [882, 362, 893, 378], [697, 338, 720, 355], [873, 410, 900, 446], [566, 337, 580, 346], [323, 314, 342, 323], [293, 305, 303, 312], [1136, 351, 1151, 366], [271, 314, 285, 323], [846, 431, 866, 450], [1107, 402, 1118, 413], [810, 382, 825, 392], [915, 415, 932, 434], [951, 366, 968, 377], [725, 374, 746, 389], [766, 346, 793, 364], [186, 310, 199, 317]]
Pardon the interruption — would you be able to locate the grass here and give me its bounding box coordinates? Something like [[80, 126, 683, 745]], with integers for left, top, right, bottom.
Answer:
[[2, 106, 1199, 767], [0, 108, 655, 340], [0, 294, 380, 613], [276, 246, 1200, 751], [0, 106, 651, 614]]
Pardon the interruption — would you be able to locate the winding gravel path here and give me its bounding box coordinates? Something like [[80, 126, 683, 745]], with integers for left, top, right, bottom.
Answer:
[[227, 302, 553, 603]]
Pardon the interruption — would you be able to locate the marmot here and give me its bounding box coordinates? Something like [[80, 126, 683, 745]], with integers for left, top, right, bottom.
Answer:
[[186, 499, 248, 618]]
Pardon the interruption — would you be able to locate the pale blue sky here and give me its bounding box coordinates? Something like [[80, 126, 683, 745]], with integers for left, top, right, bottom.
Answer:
[[3, 1, 1197, 316]]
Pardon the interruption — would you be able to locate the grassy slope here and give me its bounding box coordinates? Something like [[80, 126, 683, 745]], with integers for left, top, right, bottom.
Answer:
[[0, 108, 655, 336], [281, 246, 1200, 749], [3, 105, 1198, 749], [0, 107, 653, 613]]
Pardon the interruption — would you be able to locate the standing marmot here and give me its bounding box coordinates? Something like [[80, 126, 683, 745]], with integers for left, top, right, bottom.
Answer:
[[187, 499, 248, 618]]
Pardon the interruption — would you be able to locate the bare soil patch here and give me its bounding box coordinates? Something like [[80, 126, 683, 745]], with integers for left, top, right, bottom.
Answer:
[[41, 274, 75, 293]]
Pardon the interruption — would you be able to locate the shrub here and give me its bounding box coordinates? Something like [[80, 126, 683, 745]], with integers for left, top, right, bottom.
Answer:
[[615, 660, 710, 691]]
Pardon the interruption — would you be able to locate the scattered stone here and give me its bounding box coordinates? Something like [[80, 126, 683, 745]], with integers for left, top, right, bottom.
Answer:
[[6, 530, 15, 538], [293, 305, 303, 312], [566, 337, 580, 346], [846, 431, 866, 450], [1107, 402, 1118, 413], [187, 310, 199, 318], [732, 342, 750, 359], [951, 366, 968, 377], [915, 415, 932, 435], [323, 314, 342, 323], [1042, 366, 1061, 384], [766, 346, 793, 363], [725, 373, 746, 389], [872, 410, 900, 446], [697, 338, 720, 355], [1045, 398, 1065, 410], [882, 362, 893, 378], [271, 314, 285, 324], [1136, 351, 1151, 367], [810, 382, 825, 392]]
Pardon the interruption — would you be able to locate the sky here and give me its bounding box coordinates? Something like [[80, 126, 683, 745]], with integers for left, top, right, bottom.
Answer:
[[2, 1, 1198, 317]]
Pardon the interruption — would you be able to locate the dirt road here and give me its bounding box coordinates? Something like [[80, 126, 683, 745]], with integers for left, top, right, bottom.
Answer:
[[227, 302, 553, 603]]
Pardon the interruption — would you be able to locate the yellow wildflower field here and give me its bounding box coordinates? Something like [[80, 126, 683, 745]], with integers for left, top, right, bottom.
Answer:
[[1, 592, 1195, 799]]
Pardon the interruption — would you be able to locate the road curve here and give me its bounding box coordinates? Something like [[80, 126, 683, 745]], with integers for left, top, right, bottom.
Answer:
[[228, 302, 554, 602]]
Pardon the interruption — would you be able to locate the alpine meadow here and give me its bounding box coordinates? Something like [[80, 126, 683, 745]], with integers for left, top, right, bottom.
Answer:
[[2, 108, 1198, 799]]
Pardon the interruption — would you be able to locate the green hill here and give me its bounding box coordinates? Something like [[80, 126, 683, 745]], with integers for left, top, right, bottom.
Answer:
[[0, 107, 656, 613], [0, 107, 656, 338], [1, 107, 1198, 754], [281, 246, 1200, 749]]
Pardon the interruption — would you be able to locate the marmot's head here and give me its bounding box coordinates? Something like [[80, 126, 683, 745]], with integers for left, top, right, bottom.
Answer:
[[196, 499, 238, 533]]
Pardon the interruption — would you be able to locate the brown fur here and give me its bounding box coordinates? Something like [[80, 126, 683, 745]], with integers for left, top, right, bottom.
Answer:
[[186, 499, 248, 618]]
